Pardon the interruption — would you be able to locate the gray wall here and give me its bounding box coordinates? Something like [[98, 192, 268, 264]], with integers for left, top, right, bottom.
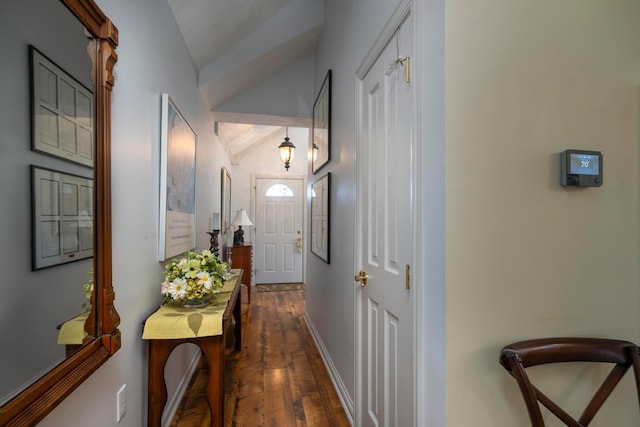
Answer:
[[215, 54, 315, 118]]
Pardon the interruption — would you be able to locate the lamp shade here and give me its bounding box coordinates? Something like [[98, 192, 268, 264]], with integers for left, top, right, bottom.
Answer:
[[231, 209, 253, 227]]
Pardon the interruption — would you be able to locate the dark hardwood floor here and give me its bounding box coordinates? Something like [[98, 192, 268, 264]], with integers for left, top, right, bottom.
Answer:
[[170, 286, 351, 427]]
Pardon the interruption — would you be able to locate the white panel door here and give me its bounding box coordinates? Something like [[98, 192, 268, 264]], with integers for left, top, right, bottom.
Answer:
[[356, 14, 414, 427], [255, 178, 304, 284]]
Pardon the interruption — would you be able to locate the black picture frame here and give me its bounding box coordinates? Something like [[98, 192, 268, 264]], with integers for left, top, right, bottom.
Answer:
[[312, 70, 332, 174], [310, 172, 331, 263], [31, 165, 94, 270], [30, 45, 94, 168]]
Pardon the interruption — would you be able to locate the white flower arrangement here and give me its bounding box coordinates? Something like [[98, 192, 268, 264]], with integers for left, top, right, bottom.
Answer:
[[81, 270, 94, 314], [161, 249, 228, 305]]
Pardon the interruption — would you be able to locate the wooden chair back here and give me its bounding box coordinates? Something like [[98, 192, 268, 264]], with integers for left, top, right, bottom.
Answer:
[[499, 337, 640, 426]]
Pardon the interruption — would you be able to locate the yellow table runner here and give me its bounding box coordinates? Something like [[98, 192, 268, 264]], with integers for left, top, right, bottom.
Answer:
[[57, 313, 89, 345], [142, 271, 240, 340]]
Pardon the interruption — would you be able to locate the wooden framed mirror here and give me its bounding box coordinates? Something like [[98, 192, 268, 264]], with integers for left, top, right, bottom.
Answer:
[[0, 0, 120, 425]]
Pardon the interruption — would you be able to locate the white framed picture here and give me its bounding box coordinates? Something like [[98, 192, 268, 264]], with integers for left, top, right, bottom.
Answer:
[[158, 94, 197, 261]]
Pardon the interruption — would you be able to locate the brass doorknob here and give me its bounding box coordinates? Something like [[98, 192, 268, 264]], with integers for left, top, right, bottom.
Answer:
[[354, 271, 369, 287]]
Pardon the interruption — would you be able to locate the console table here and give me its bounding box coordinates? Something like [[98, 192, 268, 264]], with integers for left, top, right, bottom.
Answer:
[[142, 270, 243, 427]]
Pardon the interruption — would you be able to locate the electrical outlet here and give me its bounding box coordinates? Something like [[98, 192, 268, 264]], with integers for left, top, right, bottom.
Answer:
[[116, 384, 126, 422]]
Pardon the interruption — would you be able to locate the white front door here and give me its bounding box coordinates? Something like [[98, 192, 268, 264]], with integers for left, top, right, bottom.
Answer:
[[356, 11, 414, 427], [254, 177, 304, 284]]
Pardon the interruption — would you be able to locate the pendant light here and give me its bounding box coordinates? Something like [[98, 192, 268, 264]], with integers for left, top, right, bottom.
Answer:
[[278, 127, 295, 171]]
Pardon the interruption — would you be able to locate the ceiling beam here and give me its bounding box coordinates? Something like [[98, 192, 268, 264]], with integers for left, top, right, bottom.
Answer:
[[211, 112, 311, 128]]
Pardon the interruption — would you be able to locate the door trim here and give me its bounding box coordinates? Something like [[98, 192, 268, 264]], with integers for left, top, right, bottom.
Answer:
[[355, 1, 412, 79], [411, 0, 446, 425]]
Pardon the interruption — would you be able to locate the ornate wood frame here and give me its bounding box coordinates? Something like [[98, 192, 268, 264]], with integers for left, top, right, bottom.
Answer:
[[0, 0, 120, 425]]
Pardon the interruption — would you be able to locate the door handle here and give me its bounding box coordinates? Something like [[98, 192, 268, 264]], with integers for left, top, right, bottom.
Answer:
[[295, 230, 303, 253], [354, 271, 369, 287]]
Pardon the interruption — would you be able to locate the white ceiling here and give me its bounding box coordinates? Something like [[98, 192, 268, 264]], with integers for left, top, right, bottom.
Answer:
[[167, 0, 322, 158], [217, 122, 283, 163], [168, 0, 322, 111]]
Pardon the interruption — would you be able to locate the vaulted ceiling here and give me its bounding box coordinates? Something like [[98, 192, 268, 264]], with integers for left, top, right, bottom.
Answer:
[[167, 0, 322, 158]]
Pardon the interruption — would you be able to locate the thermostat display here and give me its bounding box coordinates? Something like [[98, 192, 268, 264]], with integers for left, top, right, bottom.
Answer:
[[569, 153, 599, 175], [561, 149, 602, 187]]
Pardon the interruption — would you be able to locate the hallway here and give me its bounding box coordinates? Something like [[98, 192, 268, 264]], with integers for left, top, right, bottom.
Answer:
[[170, 287, 351, 426]]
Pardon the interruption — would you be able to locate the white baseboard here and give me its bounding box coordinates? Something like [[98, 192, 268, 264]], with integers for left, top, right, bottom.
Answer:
[[161, 349, 202, 427], [303, 313, 354, 425]]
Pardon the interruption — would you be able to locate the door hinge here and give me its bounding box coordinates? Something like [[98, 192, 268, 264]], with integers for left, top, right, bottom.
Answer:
[[405, 264, 411, 290]]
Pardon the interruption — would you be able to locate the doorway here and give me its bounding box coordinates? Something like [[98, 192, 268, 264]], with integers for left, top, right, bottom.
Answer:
[[253, 176, 305, 284]]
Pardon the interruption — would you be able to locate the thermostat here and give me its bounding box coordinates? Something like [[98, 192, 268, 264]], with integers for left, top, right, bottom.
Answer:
[[560, 149, 603, 187]]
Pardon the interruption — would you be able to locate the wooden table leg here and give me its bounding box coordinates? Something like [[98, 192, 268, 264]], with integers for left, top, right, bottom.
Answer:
[[148, 339, 178, 427], [200, 337, 225, 427], [233, 291, 242, 351]]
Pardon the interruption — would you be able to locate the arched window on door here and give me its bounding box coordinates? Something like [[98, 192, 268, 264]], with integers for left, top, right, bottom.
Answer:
[[265, 183, 294, 198]]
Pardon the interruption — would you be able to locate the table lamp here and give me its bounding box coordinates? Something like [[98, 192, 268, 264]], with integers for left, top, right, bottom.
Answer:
[[232, 209, 253, 246]]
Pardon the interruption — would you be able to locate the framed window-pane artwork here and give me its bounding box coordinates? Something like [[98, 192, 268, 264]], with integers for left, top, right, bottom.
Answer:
[[312, 70, 331, 174], [158, 93, 197, 261], [31, 166, 94, 270], [310, 173, 330, 263], [30, 45, 94, 167]]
